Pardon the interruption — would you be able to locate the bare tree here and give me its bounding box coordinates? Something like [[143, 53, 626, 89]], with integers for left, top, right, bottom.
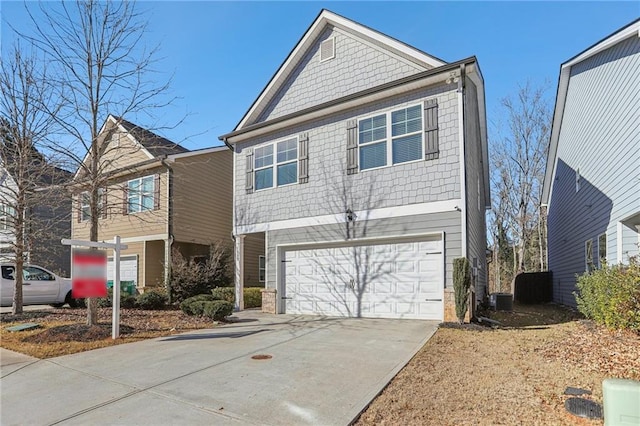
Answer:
[[489, 82, 551, 286], [19, 0, 175, 324], [0, 45, 66, 314]]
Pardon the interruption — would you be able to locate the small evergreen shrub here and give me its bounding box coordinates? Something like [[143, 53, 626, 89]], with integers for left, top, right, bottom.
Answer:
[[180, 294, 219, 315], [575, 258, 640, 331], [202, 300, 234, 321], [97, 289, 137, 309], [211, 287, 235, 303], [136, 290, 167, 310], [453, 257, 472, 324], [211, 286, 263, 308], [244, 287, 262, 308]]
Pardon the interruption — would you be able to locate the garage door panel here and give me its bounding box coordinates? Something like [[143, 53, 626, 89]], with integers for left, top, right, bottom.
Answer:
[[396, 282, 417, 294], [284, 239, 443, 320]]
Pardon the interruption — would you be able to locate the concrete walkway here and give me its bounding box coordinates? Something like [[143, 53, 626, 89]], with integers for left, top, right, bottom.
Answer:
[[0, 311, 438, 425]]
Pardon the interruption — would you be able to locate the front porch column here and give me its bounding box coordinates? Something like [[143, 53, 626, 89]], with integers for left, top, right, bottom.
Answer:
[[234, 235, 245, 311]]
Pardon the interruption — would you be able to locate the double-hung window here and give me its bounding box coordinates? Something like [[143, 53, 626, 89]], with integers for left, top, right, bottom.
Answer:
[[359, 104, 423, 170], [128, 176, 154, 213], [0, 204, 15, 230], [255, 137, 297, 190], [80, 189, 104, 221]]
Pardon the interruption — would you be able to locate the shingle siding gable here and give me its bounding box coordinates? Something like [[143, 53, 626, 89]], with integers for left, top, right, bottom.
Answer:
[[256, 26, 427, 123]]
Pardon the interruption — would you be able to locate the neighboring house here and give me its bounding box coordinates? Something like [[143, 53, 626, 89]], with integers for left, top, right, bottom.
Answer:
[[542, 19, 640, 306], [0, 151, 72, 276], [71, 115, 258, 293], [219, 10, 489, 321]]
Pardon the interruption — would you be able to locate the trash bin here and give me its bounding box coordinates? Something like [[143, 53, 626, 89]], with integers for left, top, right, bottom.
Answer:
[[107, 280, 137, 295]]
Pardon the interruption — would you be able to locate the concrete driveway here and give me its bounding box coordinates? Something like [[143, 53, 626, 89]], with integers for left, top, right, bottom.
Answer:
[[0, 311, 438, 425]]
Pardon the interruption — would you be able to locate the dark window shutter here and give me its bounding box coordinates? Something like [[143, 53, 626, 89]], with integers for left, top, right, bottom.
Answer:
[[77, 195, 82, 223], [245, 149, 254, 194], [424, 99, 439, 160], [101, 189, 108, 219], [298, 133, 309, 184], [154, 174, 161, 210], [346, 119, 358, 175], [123, 186, 129, 215]]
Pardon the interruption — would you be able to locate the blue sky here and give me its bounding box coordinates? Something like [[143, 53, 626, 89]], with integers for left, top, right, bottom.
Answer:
[[2, 1, 638, 150]]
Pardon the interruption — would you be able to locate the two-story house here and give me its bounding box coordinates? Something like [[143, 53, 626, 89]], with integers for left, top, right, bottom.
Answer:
[[72, 115, 263, 293], [0, 147, 72, 275], [220, 10, 489, 321], [542, 19, 640, 306]]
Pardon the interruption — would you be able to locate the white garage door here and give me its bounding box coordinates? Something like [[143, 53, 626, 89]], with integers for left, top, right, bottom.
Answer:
[[107, 255, 138, 285], [283, 239, 443, 320]]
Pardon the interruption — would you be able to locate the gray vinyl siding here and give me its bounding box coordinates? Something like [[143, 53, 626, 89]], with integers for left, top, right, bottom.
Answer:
[[235, 85, 460, 226], [265, 211, 461, 291], [256, 26, 427, 123], [547, 35, 640, 306], [463, 80, 488, 303]]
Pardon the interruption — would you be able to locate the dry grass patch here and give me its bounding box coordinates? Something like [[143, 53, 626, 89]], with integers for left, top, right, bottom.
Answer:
[[1, 307, 215, 358], [356, 304, 639, 426]]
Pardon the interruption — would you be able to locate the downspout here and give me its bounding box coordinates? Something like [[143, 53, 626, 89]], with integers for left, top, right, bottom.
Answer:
[[457, 63, 468, 259], [160, 157, 174, 303]]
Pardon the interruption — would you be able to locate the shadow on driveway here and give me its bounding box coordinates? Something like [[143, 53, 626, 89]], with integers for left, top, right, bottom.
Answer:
[[160, 329, 271, 341]]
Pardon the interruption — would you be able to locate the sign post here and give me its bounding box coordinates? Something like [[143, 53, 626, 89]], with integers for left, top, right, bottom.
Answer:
[[62, 237, 128, 339]]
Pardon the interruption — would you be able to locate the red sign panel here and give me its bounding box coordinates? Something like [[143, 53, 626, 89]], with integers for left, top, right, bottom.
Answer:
[[72, 249, 107, 298]]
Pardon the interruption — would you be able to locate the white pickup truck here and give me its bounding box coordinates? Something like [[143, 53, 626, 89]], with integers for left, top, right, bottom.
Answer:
[[0, 264, 82, 308]]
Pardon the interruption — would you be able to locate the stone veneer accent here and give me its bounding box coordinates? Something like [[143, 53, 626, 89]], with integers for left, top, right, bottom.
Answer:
[[261, 288, 277, 314]]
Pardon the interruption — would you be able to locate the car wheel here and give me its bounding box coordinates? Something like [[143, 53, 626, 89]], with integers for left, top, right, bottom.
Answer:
[[65, 292, 84, 308]]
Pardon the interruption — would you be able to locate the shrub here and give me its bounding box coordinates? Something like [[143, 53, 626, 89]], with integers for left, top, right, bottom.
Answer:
[[202, 300, 234, 321], [211, 286, 263, 308], [575, 258, 640, 331], [136, 290, 167, 310], [97, 289, 137, 309], [212, 287, 235, 303], [453, 257, 472, 324], [180, 294, 219, 315], [244, 287, 262, 308], [170, 241, 232, 303]]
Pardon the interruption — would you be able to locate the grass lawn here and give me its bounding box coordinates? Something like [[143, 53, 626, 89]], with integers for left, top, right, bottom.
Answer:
[[356, 304, 639, 426]]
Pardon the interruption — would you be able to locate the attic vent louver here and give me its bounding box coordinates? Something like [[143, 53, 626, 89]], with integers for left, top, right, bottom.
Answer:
[[320, 37, 335, 62]]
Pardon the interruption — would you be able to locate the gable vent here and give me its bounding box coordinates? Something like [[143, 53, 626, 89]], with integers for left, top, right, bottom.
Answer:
[[320, 37, 335, 62]]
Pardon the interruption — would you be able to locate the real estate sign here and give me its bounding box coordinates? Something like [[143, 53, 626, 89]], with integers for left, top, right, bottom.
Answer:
[[72, 249, 107, 298]]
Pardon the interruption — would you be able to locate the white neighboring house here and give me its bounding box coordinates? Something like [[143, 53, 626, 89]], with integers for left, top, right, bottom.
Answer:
[[0, 163, 18, 262], [219, 10, 489, 321]]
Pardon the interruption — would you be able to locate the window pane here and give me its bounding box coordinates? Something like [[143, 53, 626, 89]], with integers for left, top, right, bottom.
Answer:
[[128, 179, 139, 192], [277, 138, 297, 163], [142, 176, 154, 193], [393, 133, 423, 164], [392, 105, 422, 136], [360, 142, 387, 170], [359, 115, 386, 144], [255, 168, 273, 190], [255, 145, 274, 169], [141, 194, 154, 211], [277, 162, 297, 186]]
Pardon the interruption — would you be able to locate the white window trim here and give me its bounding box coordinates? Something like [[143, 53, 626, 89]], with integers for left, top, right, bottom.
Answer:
[[598, 233, 607, 268], [254, 136, 299, 191], [357, 102, 424, 172], [80, 189, 103, 222], [258, 255, 266, 282], [127, 175, 155, 214]]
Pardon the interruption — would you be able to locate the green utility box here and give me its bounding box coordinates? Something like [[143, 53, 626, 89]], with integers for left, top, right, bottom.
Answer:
[[603, 378, 640, 425], [106, 280, 136, 295]]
